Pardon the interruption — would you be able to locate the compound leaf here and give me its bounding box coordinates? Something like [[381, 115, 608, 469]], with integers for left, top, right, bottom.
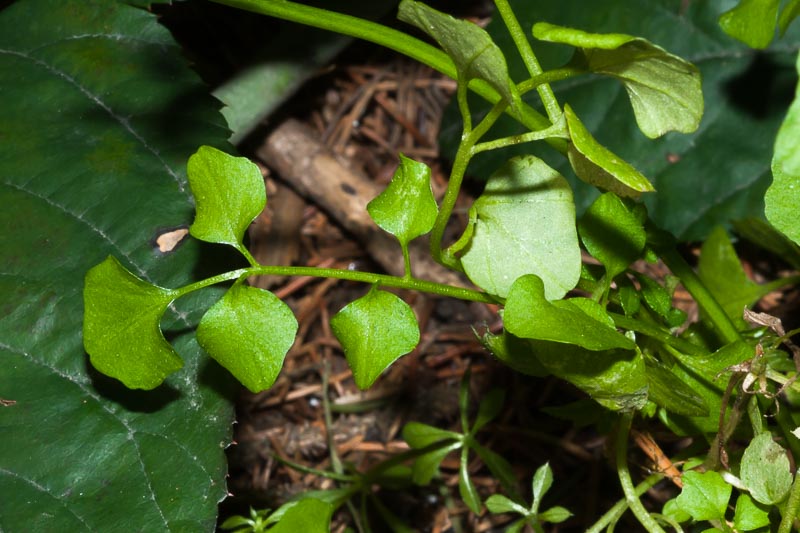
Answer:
[[766, 51, 800, 246], [367, 154, 437, 247], [740, 432, 792, 505], [187, 145, 266, 250], [458, 156, 581, 300], [675, 470, 731, 521], [331, 286, 420, 389], [0, 0, 235, 529], [83, 256, 181, 390], [565, 105, 655, 198], [398, 0, 518, 106], [197, 281, 298, 393], [534, 22, 703, 137]]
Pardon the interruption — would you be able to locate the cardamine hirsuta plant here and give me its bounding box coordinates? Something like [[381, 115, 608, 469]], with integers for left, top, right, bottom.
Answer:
[[83, 0, 800, 530]]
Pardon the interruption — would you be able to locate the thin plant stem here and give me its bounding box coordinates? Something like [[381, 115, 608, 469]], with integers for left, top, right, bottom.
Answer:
[[608, 312, 706, 356], [585, 474, 663, 533], [493, 0, 561, 121], [172, 265, 497, 303], [616, 413, 666, 533]]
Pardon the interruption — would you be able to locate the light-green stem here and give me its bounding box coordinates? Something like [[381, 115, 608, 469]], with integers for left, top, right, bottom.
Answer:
[[492, 0, 561, 122], [585, 474, 663, 533], [171, 265, 497, 304], [616, 413, 667, 533]]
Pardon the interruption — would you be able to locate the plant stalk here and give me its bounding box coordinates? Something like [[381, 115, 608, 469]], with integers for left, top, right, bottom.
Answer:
[[615, 413, 666, 533]]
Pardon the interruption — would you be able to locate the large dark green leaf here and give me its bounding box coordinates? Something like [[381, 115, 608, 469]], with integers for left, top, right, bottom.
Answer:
[[0, 0, 235, 530], [441, 0, 800, 240]]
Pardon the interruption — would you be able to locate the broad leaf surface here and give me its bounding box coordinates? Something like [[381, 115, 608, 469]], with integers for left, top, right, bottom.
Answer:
[[504, 275, 635, 351], [268, 498, 334, 533], [698, 226, 764, 328], [644, 360, 708, 417], [398, 0, 518, 106], [457, 156, 581, 300], [733, 493, 771, 531], [533, 23, 703, 137], [740, 432, 792, 504], [367, 154, 437, 247], [676, 470, 731, 521], [766, 51, 800, 245], [579, 192, 646, 280], [719, 0, 780, 49], [197, 281, 298, 393], [187, 145, 265, 250], [0, 1, 234, 530], [441, 0, 800, 240], [330, 287, 420, 389], [84, 256, 181, 390]]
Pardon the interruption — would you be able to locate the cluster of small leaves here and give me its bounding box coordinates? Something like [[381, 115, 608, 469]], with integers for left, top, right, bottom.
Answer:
[[81, 0, 800, 531]]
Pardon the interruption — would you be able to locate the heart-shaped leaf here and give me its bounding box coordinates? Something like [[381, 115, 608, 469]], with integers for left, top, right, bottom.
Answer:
[[367, 154, 438, 248], [533, 22, 703, 137], [83, 256, 181, 389], [0, 0, 235, 529], [331, 286, 420, 389], [457, 155, 581, 300], [187, 145, 266, 251], [504, 274, 635, 351], [398, 0, 518, 107], [197, 281, 298, 393]]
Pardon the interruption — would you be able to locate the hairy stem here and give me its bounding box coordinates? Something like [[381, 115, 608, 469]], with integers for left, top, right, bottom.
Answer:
[[616, 413, 666, 533]]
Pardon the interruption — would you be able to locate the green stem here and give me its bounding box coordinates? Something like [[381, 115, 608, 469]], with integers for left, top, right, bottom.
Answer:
[[616, 413, 666, 533], [472, 119, 568, 154], [172, 265, 497, 303], [585, 474, 663, 533], [778, 467, 800, 533], [209, 0, 553, 135], [657, 246, 741, 345], [493, 0, 561, 122], [517, 67, 584, 96]]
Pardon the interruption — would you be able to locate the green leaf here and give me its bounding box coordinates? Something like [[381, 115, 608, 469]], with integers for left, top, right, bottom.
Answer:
[[459, 447, 482, 513], [0, 0, 235, 529], [481, 330, 549, 377], [470, 440, 522, 502], [504, 274, 635, 351], [531, 462, 554, 510], [367, 154, 438, 246], [634, 273, 686, 328], [187, 145, 266, 250], [441, 0, 800, 241], [579, 192, 646, 279], [268, 498, 334, 533], [779, 0, 800, 35], [565, 105, 655, 198], [83, 256, 181, 389], [645, 360, 709, 417], [397, 0, 518, 107], [197, 281, 298, 393], [331, 286, 420, 389], [534, 23, 703, 137], [719, 0, 779, 49], [472, 388, 505, 434], [734, 493, 771, 531], [698, 226, 764, 328], [457, 156, 581, 299], [539, 506, 573, 523], [675, 470, 732, 521], [402, 422, 462, 485], [740, 432, 793, 505], [486, 494, 529, 515], [767, 51, 800, 246], [660, 341, 752, 435]]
